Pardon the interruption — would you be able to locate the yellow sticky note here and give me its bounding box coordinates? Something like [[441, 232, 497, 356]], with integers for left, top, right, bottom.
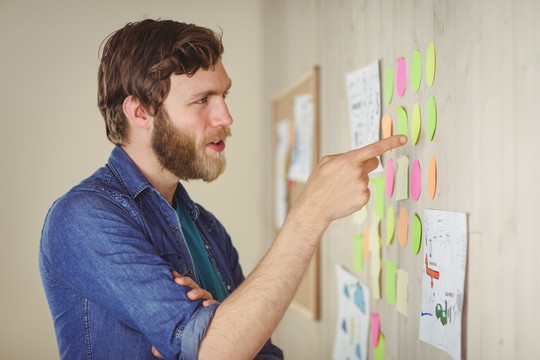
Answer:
[[385, 261, 397, 304], [371, 177, 385, 219], [396, 269, 409, 317], [374, 333, 385, 360], [353, 234, 364, 272], [386, 206, 395, 245], [411, 103, 421, 145], [426, 42, 436, 87], [352, 206, 368, 227], [395, 155, 409, 201]]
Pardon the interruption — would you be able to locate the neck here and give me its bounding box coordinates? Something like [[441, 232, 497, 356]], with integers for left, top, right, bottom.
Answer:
[[121, 143, 179, 206]]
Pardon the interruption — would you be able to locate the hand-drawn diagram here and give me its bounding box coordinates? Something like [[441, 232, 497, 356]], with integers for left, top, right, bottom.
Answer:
[[419, 209, 467, 360], [333, 265, 371, 360], [345, 60, 382, 172]]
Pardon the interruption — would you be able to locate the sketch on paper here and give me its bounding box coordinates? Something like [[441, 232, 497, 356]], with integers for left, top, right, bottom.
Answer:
[[419, 209, 468, 360], [333, 265, 370, 360]]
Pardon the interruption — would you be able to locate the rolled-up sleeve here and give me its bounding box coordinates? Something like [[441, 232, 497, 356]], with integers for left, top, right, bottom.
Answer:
[[179, 302, 219, 360]]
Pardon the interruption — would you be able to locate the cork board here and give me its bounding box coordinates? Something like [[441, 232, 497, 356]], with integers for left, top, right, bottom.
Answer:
[[271, 66, 320, 320]]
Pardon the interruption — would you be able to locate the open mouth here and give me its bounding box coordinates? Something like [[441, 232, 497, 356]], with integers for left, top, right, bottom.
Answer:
[[206, 139, 226, 152]]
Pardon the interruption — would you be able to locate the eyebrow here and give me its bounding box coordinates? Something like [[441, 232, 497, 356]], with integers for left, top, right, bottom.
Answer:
[[188, 79, 232, 102]]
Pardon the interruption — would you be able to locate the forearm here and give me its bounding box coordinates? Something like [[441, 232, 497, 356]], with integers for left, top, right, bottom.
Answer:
[[198, 204, 328, 359], [198, 135, 407, 359]]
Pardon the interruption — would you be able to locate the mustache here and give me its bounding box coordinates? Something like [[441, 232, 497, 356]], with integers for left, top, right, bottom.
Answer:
[[205, 127, 232, 143]]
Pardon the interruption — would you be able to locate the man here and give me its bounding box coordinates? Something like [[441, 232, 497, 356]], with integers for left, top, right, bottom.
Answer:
[[39, 19, 406, 359]]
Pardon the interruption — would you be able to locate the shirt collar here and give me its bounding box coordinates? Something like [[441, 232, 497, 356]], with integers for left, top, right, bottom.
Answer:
[[107, 146, 199, 219]]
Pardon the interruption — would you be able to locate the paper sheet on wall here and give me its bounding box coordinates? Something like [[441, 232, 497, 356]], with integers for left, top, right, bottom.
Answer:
[[419, 209, 468, 360], [346, 60, 382, 172], [274, 119, 291, 228], [288, 94, 314, 182], [333, 265, 370, 360]]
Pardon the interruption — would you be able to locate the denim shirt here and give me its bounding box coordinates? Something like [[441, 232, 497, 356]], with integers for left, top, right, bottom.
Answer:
[[39, 146, 283, 360]]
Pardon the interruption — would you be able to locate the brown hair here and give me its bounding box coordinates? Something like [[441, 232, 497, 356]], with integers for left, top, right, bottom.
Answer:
[[97, 19, 224, 145]]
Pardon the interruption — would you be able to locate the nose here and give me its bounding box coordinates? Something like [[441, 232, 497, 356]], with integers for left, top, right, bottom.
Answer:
[[211, 98, 233, 128]]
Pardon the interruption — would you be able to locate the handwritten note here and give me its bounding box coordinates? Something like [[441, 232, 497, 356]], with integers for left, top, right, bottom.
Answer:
[[346, 60, 382, 172]]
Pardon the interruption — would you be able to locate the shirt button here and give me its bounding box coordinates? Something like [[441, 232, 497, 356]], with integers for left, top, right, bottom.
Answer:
[[172, 226, 179, 232], [188, 269, 193, 276], [205, 244, 209, 250], [226, 285, 231, 292]]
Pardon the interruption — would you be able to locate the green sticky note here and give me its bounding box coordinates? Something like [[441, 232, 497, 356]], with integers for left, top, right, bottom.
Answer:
[[386, 206, 395, 244], [370, 177, 385, 219], [374, 333, 385, 360], [385, 261, 397, 304], [396, 107, 408, 136], [384, 66, 394, 104], [427, 96, 437, 141], [411, 49, 422, 92], [353, 234, 364, 272], [412, 214, 422, 254], [426, 42, 436, 87], [411, 103, 421, 145]]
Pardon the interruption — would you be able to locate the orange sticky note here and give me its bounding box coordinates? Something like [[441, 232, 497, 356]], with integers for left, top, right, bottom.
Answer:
[[428, 155, 437, 199], [381, 114, 393, 153], [398, 207, 408, 248]]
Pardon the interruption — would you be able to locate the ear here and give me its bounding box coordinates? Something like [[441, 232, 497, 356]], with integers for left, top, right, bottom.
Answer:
[[123, 95, 151, 129]]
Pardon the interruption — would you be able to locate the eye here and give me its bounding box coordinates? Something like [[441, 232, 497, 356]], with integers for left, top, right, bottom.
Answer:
[[195, 97, 207, 104]]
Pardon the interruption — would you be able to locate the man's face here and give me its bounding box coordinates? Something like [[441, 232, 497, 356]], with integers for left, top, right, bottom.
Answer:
[[151, 60, 233, 182]]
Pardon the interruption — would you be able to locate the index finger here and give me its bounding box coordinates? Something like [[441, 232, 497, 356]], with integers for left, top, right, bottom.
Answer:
[[348, 135, 407, 161]]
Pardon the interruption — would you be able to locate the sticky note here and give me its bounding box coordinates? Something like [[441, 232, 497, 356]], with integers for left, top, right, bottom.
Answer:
[[385, 261, 397, 304], [374, 333, 385, 360], [412, 214, 422, 254], [370, 219, 381, 299], [386, 206, 395, 244], [411, 103, 421, 145], [396, 107, 408, 136], [381, 114, 393, 141], [395, 155, 409, 201], [428, 155, 437, 199], [363, 226, 370, 261], [371, 177, 385, 219], [411, 159, 421, 201], [370, 312, 381, 347], [427, 96, 437, 141], [385, 159, 395, 198], [396, 57, 406, 96], [384, 66, 394, 104], [411, 49, 422, 92], [426, 42, 436, 87], [352, 206, 368, 227], [398, 207, 408, 248], [353, 234, 364, 271], [396, 269, 409, 316]]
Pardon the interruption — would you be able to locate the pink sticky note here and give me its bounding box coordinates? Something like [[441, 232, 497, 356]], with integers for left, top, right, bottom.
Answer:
[[385, 158, 395, 197], [411, 159, 421, 201], [371, 312, 381, 347], [396, 57, 406, 96]]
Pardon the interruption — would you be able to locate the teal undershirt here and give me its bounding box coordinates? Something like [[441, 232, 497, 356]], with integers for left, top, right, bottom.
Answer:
[[175, 200, 229, 303]]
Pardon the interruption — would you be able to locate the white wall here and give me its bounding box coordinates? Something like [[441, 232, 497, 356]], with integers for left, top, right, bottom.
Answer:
[[0, 1, 267, 358]]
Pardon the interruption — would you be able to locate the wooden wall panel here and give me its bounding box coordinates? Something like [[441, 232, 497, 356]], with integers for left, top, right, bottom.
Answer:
[[265, 0, 539, 359]]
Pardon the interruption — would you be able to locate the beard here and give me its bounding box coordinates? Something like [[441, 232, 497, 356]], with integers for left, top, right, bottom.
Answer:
[[151, 109, 231, 182]]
